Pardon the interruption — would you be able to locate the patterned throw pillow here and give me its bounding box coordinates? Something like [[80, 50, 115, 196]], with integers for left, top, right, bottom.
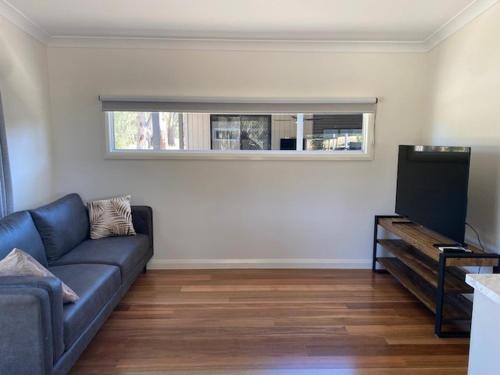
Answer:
[[88, 195, 136, 240], [0, 248, 79, 303]]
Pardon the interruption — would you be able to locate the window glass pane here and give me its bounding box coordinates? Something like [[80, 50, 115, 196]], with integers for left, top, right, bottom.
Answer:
[[210, 115, 272, 151], [182, 113, 211, 150], [110, 111, 368, 153], [159, 112, 182, 150], [240, 115, 271, 150], [271, 114, 297, 150], [112, 112, 153, 150], [303, 114, 364, 151], [210, 115, 241, 151]]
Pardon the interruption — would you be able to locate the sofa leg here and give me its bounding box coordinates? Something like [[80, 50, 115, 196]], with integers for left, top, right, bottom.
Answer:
[[143, 266, 147, 274]]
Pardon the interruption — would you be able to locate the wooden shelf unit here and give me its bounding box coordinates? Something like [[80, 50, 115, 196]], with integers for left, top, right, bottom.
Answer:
[[373, 215, 500, 338]]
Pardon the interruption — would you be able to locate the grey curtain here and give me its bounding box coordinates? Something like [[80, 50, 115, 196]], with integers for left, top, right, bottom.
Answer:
[[0, 93, 13, 218]]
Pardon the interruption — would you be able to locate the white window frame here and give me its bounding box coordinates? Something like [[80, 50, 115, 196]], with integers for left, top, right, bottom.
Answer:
[[103, 98, 376, 161]]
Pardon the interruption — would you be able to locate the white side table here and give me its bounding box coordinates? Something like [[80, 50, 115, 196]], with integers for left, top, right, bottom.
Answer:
[[466, 274, 500, 375]]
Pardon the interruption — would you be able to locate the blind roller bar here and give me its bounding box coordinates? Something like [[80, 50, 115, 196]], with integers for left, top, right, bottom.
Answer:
[[99, 96, 378, 113]]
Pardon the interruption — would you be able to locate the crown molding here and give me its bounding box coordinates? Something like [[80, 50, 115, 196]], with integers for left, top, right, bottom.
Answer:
[[424, 0, 499, 50], [1, 0, 499, 53], [0, 0, 49, 43], [47, 36, 427, 53]]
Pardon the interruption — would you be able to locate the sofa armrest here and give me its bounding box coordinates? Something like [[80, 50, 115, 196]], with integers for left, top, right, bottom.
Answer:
[[0, 276, 65, 370], [131, 206, 153, 250]]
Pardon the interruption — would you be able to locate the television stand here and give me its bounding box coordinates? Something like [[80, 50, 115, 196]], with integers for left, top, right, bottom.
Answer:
[[372, 215, 500, 338]]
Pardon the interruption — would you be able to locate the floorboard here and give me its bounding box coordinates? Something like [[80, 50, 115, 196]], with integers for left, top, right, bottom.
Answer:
[[71, 269, 469, 375]]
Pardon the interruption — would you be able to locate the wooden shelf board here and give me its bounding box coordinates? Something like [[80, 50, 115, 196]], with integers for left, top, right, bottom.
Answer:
[[378, 218, 499, 267], [377, 239, 472, 294], [377, 257, 472, 321]]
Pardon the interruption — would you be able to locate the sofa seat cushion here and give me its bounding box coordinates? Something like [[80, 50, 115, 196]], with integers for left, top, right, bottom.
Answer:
[[51, 234, 150, 282], [49, 264, 120, 348]]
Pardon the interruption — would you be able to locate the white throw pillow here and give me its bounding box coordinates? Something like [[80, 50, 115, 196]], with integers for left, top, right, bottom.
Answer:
[[88, 195, 136, 240], [0, 248, 79, 303]]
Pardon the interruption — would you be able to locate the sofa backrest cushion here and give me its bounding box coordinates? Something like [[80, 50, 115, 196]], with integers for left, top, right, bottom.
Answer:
[[0, 211, 48, 267], [30, 194, 89, 262]]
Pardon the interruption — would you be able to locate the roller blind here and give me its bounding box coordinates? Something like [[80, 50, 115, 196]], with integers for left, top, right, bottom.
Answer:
[[99, 96, 378, 114]]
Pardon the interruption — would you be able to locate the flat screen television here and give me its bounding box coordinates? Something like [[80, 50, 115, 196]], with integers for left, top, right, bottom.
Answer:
[[395, 145, 471, 245]]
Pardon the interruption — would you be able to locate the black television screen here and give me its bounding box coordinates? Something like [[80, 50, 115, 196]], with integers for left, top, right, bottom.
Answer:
[[395, 145, 471, 245]]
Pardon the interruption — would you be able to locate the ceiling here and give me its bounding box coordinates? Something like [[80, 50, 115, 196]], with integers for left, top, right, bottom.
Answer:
[[2, 0, 483, 41]]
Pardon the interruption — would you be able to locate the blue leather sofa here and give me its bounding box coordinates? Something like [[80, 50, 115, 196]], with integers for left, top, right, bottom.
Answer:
[[0, 194, 153, 375]]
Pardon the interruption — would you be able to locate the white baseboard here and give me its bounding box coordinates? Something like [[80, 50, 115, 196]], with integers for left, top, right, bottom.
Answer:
[[148, 258, 372, 269]]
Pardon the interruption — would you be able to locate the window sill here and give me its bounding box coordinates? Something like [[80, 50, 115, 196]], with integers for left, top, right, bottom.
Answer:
[[105, 150, 374, 161]]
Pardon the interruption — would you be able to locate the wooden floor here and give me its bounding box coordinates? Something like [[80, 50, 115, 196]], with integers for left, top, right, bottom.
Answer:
[[72, 269, 469, 375]]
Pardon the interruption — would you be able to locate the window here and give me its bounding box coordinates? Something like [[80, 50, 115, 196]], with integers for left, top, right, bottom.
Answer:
[[305, 114, 364, 151], [210, 115, 272, 151], [102, 97, 376, 160], [110, 111, 184, 151]]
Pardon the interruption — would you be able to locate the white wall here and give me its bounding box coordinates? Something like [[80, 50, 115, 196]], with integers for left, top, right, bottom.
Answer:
[[0, 16, 53, 210], [425, 2, 500, 253], [47, 46, 428, 267]]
